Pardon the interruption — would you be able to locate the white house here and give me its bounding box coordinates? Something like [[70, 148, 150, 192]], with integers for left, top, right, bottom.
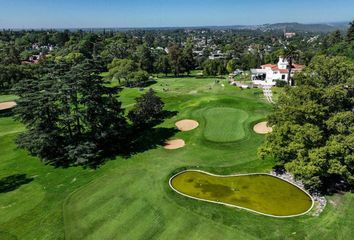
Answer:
[[251, 57, 304, 86], [209, 50, 225, 60], [284, 32, 296, 39]]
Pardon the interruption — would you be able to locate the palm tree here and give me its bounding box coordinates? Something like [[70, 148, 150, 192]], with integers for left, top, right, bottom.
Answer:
[[282, 45, 300, 86]]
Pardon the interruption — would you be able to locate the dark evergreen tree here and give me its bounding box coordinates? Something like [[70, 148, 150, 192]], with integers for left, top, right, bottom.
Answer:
[[347, 20, 354, 42], [128, 89, 164, 129], [14, 59, 128, 166]]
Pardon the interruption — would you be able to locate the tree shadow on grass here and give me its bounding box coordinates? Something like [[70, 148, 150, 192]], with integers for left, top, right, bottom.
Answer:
[[121, 127, 179, 158], [122, 110, 179, 157], [89, 110, 179, 167], [0, 174, 33, 193]]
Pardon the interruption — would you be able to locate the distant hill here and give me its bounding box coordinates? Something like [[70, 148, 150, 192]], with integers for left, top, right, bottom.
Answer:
[[258, 22, 349, 32], [168, 22, 351, 33], [11, 21, 350, 33]]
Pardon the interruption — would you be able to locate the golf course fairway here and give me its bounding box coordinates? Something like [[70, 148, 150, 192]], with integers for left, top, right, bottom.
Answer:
[[170, 170, 313, 217]]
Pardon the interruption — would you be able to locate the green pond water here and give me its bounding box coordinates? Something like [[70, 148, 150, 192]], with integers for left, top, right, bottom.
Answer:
[[170, 171, 313, 217]]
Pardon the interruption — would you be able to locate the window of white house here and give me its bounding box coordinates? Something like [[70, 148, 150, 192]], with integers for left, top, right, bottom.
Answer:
[[282, 75, 286, 79]]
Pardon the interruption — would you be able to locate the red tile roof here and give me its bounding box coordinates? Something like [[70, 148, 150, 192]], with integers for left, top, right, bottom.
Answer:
[[261, 64, 277, 68], [261, 63, 305, 73]]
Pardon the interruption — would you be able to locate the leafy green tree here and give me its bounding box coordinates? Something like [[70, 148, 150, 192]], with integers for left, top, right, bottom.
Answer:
[[0, 44, 21, 65], [282, 44, 301, 86], [155, 55, 171, 76], [202, 59, 226, 76], [181, 41, 195, 75], [108, 58, 137, 84], [347, 20, 354, 42], [55, 52, 85, 64], [50, 31, 70, 46], [135, 44, 154, 73], [240, 53, 258, 70], [126, 70, 150, 87], [128, 89, 164, 129], [226, 59, 238, 73], [101, 40, 130, 61], [295, 55, 354, 87], [168, 44, 184, 76], [0, 64, 35, 92], [259, 55, 354, 192], [144, 33, 155, 47]]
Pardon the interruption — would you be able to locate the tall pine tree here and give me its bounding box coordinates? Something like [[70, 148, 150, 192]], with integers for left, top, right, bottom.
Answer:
[[14, 58, 128, 166]]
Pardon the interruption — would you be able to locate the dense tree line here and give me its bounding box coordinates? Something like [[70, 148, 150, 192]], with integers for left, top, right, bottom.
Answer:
[[14, 58, 165, 167], [259, 55, 354, 193], [2, 25, 347, 92], [1, 20, 353, 170]]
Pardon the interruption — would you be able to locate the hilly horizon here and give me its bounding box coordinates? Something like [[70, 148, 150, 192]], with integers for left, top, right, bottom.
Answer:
[[4, 21, 350, 33]]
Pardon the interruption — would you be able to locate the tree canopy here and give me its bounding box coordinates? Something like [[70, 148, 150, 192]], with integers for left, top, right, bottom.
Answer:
[[259, 55, 354, 193], [14, 59, 128, 166]]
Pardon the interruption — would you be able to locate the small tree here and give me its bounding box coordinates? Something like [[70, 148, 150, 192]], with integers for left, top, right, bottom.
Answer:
[[156, 55, 171, 76], [128, 89, 164, 129], [226, 59, 238, 74], [108, 58, 137, 84], [126, 70, 150, 87], [347, 20, 354, 42], [282, 45, 300, 86], [181, 41, 196, 75], [168, 44, 184, 76]]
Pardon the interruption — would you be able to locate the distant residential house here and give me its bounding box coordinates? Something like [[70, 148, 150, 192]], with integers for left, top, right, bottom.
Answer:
[[209, 50, 225, 60], [251, 57, 304, 86], [284, 32, 296, 39], [30, 43, 55, 52], [193, 50, 204, 57], [22, 53, 44, 65]]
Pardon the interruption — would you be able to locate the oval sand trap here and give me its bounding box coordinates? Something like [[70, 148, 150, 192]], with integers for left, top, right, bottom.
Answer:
[[0, 101, 17, 111], [175, 119, 199, 132], [164, 139, 185, 150], [254, 121, 273, 134]]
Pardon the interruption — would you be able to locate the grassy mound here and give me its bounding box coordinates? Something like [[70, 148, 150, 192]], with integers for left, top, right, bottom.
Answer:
[[203, 107, 248, 143]]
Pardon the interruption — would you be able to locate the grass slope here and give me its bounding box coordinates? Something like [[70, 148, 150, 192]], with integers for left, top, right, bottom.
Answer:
[[0, 76, 353, 240]]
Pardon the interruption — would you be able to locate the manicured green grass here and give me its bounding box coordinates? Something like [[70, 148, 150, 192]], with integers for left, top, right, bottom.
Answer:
[[0, 95, 18, 103], [203, 107, 248, 142], [171, 171, 313, 217], [0, 77, 354, 240]]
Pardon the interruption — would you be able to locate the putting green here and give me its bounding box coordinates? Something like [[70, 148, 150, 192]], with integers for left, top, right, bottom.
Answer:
[[203, 107, 248, 142], [170, 170, 313, 217]]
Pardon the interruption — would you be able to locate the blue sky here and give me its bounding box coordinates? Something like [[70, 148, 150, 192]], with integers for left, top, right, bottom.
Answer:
[[0, 0, 353, 28]]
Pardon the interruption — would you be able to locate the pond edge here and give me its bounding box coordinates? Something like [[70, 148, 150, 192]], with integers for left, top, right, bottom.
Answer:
[[169, 169, 315, 218]]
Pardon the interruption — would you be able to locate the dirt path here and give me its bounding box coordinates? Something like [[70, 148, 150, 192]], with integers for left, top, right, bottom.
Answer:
[[263, 87, 274, 104]]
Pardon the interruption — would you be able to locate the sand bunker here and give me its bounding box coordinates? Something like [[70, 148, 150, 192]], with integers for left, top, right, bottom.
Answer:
[[164, 139, 185, 150], [175, 119, 199, 132], [0, 101, 17, 111], [254, 122, 273, 134]]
